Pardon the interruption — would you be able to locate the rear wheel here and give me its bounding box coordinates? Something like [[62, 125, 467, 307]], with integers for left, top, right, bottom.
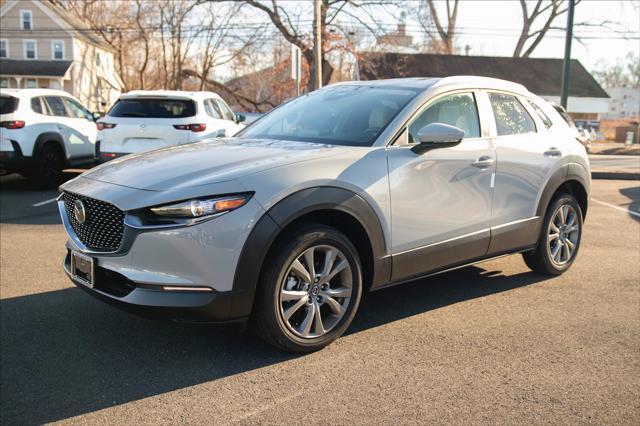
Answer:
[[31, 144, 63, 189], [254, 224, 363, 352], [523, 193, 583, 275]]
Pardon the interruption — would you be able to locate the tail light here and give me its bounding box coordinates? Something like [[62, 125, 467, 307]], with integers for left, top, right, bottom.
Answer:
[[0, 121, 26, 129], [173, 123, 207, 132], [97, 122, 117, 130]]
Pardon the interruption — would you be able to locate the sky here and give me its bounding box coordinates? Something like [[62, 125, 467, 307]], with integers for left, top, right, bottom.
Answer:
[[426, 0, 640, 71]]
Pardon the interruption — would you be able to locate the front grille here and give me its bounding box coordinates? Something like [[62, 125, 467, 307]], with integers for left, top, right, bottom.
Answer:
[[63, 191, 125, 252]]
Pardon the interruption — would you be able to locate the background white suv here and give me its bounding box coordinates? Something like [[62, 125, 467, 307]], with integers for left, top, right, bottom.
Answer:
[[0, 89, 97, 188], [96, 90, 245, 163]]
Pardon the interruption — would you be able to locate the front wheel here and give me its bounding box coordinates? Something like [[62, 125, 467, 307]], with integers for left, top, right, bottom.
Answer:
[[523, 193, 583, 275], [254, 224, 363, 352]]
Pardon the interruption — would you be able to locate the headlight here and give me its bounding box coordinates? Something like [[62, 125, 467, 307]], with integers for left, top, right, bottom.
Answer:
[[150, 194, 251, 218]]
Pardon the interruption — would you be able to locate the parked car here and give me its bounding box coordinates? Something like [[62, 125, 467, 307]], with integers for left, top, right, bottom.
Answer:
[[550, 103, 591, 153], [96, 90, 245, 163], [0, 88, 97, 188], [59, 77, 590, 352]]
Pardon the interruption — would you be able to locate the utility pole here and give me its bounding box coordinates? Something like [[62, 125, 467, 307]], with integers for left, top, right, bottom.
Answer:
[[313, 0, 322, 90], [560, 0, 575, 109]]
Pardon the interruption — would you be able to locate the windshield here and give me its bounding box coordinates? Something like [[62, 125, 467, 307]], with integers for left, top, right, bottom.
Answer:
[[108, 98, 196, 118], [238, 85, 420, 146]]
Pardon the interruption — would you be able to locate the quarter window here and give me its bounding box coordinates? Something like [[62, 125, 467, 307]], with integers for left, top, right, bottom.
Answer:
[[24, 40, 36, 59], [527, 99, 553, 129], [44, 96, 69, 117], [31, 97, 43, 113], [21, 10, 32, 30], [0, 40, 7, 58], [488, 92, 536, 136], [408, 92, 480, 143]]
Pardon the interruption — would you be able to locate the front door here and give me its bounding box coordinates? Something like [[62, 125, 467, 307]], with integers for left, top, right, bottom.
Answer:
[[387, 91, 495, 281]]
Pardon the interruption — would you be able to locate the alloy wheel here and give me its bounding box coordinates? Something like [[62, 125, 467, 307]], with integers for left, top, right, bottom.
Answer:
[[547, 204, 580, 266], [278, 244, 353, 338]]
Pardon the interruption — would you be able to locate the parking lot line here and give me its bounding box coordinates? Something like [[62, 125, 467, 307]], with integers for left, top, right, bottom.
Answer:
[[32, 197, 58, 207], [590, 197, 640, 218]]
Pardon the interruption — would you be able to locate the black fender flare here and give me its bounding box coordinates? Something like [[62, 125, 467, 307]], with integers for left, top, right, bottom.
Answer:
[[535, 161, 590, 218], [230, 187, 389, 318], [33, 133, 67, 161]]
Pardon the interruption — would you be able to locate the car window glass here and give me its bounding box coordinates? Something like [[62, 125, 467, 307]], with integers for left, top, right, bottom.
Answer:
[[44, 96, 69, 117], [64, 97, 92, 120], [408, 92, 480, 143], [205, 99, 222, 119], [489, 93, 536, 136], [527, 99, 553, 129], [30, 97, 43, 114], [0, 96, 19, 114], [240, 85, 420, 147], [215, 99, 235, 121], [108, 99, 196, 118]]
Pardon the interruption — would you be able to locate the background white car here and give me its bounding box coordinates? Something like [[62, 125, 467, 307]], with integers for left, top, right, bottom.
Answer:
[[96, 90, 245, 163], [0, 89, 97, 188]]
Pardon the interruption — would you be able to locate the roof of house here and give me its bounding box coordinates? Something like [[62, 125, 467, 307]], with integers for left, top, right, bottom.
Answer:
[[359, 53, 609, 98], [0, 59, 73, 77]]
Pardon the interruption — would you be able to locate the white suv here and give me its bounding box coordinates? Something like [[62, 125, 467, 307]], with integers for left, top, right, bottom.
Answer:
[[0, 89, 97, 188], [96, 91, 244, 163]]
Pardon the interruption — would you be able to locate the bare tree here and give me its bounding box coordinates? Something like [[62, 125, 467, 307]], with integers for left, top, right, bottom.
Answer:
[[593, 53, 640, 89], [513, 0, 583, 58], [419, 0, 459, 54]]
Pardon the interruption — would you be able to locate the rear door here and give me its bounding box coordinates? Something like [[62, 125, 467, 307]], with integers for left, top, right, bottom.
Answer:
[[484, 91, 559, 254], [42, 96, 83, 158], [102, 97, 194, 154], [62, 97, 97, 159]]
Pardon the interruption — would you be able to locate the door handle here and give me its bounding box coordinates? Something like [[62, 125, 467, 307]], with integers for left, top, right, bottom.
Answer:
[[471, 156, 494, 168], [544, 147, 562, 157]]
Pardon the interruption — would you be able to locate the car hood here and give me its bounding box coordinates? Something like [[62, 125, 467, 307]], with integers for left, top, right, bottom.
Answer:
[[81, 138, 344, 191]]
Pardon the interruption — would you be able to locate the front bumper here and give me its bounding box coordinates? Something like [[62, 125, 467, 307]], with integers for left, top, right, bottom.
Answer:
[[63, 251, 246, 323], [58, 181, 266, 323]]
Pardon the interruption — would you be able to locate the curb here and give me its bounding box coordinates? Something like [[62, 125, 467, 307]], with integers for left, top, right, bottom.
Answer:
[[591, 171, 640, 180]]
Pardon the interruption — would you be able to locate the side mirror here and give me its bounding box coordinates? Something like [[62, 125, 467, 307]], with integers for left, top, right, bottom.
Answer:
[[235, 113, 246, 124], [92, 111, 103, 121], [411, 122, 464, 154]]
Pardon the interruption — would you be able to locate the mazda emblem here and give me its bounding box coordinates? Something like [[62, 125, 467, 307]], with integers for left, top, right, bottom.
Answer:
[[74, 200, 87, 224]]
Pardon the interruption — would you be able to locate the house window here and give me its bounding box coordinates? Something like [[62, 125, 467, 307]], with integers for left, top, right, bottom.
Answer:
[[26, 78, 37, 88], [0, 39, 7, 58], [0, 78, 9, 88], [24, 40, 37, 59], [21, 10, 33, 30], [52, 40, 64, 60]]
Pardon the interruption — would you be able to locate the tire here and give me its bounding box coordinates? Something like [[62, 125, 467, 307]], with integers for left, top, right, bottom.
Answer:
[[523, 193, 583, 275], [254, 223, 363, 353], [31, 144, 64, 190]]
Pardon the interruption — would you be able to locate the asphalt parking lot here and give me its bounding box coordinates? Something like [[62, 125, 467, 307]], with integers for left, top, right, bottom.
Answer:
[[0, 174, 638, 424]]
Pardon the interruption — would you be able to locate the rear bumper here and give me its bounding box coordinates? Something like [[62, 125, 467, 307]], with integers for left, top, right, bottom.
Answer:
[[0, 140, 31, 174], [63, 250, 249, 323]]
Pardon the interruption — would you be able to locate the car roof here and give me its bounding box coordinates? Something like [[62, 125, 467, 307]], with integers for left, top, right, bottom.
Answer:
[[0, 88, 75, 98], [330, 76, 530, 95], [119, 90, 222, 101]]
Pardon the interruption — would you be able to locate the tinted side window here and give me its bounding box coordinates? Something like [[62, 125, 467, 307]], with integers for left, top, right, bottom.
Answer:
[[204, 99, 222, 119], [489, 93, 536, 136], [30, 97, 43, 114], [44, 96, 69, 117], [64, 98, 92, 120], [408, 92, 480, 143], [527, 99, 552, 129], [214, 99, 235, 121]]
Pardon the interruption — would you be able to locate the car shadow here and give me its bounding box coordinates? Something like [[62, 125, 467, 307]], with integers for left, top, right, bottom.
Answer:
[[0, 264, 549, 424], [0, 172, 80, 225], [619, 185, 640, 223]]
